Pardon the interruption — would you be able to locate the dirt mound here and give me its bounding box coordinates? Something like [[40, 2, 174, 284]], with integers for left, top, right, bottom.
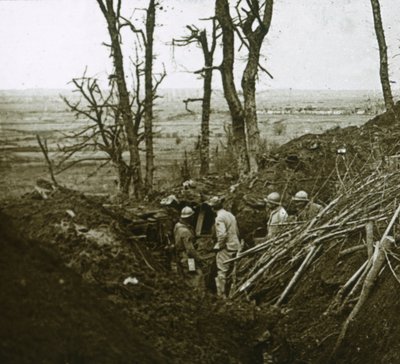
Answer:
[[274, 241, 400, 364], [1, 188, 278, 363], [232, 103, 400, 240], [0, 214, 166, 364], [227, 105, 400, 363], [2, 104, 400, 364]]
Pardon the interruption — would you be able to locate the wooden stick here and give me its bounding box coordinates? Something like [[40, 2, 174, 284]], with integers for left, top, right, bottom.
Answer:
[[366, 221, 374, 259], [332, 204, 400, 356], [36, 134, 58, 186], [341, 260, 369, 293], [342, 259, 371, 304], [384, 250, 400, 285], [275, 245, 319, 306], [379, 203, 400, 246], [236, 249, 286, 295], [338, 244, 365, 257], [332, 236, 393, 354]]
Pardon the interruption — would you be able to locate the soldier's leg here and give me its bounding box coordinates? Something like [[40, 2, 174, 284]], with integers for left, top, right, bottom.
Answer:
[[215, 249, 231, 298]]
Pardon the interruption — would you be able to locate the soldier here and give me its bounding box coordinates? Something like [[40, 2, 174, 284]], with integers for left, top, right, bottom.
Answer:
[[264, 192, 288, 239], [173, 206, 204, 291], [291, 190, 323, 221], [208, 196, 241, 299]]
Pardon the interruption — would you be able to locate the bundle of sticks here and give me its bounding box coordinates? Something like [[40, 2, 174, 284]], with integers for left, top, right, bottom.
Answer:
[[230, 168, 400, 304]]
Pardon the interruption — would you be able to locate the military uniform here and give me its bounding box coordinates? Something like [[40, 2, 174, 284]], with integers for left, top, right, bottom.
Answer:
[[173, 221, 203, 290], [266, 205, 288, 239], [213, 208, 241, 297], [297, 202, 323, 221]]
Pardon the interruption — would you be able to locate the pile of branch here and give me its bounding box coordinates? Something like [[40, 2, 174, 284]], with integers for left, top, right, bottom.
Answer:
[[231, 167, 400, 304]]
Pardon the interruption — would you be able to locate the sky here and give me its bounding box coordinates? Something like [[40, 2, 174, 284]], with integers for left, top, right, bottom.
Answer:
[[0, 0, 399, 90]]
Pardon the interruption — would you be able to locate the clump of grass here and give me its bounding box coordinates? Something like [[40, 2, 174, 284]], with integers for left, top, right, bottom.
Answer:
[[174, 132, 182, 145], [272, 120, 287, 136]]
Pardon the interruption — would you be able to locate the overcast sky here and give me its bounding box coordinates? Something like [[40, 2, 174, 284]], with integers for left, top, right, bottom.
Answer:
[[0, 0, 399, 90]]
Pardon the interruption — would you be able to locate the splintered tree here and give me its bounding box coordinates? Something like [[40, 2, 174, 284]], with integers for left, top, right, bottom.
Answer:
[[215, 0, 249, 176], [94, 0, 163, 197], [236, 0, 274, 173], [120, 0, 165, 194], [370, 0, 395, 113], [54, 0, 164, 198], [174, 19, 219, 176], [215, 0, 274, 175], [96, 0, 144, 198], [61, 76, 132, 195], [144, 0, 156, 193]]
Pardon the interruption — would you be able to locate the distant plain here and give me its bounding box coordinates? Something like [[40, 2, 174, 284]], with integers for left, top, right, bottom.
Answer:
[[0, 88, 384, 197]]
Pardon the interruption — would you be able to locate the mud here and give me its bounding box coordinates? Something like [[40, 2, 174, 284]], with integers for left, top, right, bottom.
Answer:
[[1, 103, 400, 363], [0, 189, 276, 363]]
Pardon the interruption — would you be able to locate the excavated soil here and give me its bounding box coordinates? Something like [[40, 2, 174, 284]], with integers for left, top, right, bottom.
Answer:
[[233, 103, 400, 241], [0, 188, 277, 364], [1, 103, 400, 363], [0, 215, 166, 364], [273, 238, 400, 364]]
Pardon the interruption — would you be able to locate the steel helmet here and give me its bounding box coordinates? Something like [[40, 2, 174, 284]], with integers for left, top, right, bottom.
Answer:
[[292, 190, 309, 202], [181, 206, 195, 219], [264, 192, 281, 205]]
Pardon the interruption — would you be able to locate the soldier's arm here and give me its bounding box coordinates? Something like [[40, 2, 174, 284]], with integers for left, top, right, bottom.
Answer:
[[215, 216, 228, 248], [244, 196, 266, 210], [182, 232, 202, 261]]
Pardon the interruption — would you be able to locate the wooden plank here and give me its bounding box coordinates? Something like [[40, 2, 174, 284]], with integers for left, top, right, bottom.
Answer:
[[196, 208, 205, 237]]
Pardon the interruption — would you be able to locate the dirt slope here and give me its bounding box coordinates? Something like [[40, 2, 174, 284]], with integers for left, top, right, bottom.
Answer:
[[274, 241, 400, 364], [0, 189, 275, 363], [1, 104, 400, 364], [232, 103, 400, 363], [233, 102, 400, 239], [0, 214, 166, 364]]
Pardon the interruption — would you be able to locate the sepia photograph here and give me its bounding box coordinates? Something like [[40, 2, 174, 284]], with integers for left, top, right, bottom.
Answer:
[[1, 0, 400, 363]]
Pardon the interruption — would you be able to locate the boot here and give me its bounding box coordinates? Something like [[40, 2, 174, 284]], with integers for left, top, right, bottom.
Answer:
[[215, 276, 226, 299]]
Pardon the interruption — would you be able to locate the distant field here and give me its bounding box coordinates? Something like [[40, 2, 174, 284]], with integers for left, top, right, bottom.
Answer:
[[0, 88, 382, 197]]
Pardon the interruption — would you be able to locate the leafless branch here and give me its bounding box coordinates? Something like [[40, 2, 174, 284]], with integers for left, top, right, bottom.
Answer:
[[36, 135, 58, 186], [55, 157, 110, 175], [120, 15, 147, 45], [194, 65, 221, 74], [183, 98, 204, 113]]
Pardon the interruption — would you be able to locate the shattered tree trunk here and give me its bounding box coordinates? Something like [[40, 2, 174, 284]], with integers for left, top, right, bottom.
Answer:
[[215, 0, 249, 176], [370, 0, 395, 113], [117, 162, 131, 196], [97, 0, 144, 199], [144, 0, 156, 194], [241, 0, 274, 174], [200, 55, 212, 176], [199, 29, 215, 176], [242, 49, 261, 174]]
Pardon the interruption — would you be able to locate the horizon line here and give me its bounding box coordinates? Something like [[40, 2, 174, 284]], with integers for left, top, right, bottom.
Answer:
[[0, 87, 385, 93]]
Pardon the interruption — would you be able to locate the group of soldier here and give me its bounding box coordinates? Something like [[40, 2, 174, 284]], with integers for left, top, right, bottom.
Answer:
[[172, 190, 323, 298]]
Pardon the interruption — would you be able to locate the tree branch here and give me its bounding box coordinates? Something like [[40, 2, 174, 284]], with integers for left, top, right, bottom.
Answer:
[[182, 98, 204, 113], [36, 135, 58, 186]]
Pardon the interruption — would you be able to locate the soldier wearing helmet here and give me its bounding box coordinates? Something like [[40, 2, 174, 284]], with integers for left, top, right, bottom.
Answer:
[[291, 190, 323, 221], [173, 206, 204, 290], [264, 192, 288, 239], [208, 196, 241, 298]]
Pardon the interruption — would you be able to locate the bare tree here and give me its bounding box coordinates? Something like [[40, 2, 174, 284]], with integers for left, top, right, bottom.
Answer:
[[174, 20, 219, 176], [61, 76, 132, 195], [215, 0, 249, 176], [95, 0, 164, 197], [370, 0, 395, 113], [236, 0, 274, 173], [96, 0, 144, 198], [144, 0, 156, 193], [215, 0, 274, 176]]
